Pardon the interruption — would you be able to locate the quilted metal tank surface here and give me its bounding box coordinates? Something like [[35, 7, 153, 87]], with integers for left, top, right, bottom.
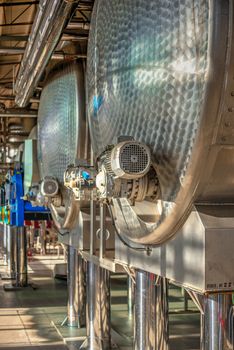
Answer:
[[37, 61, 86, 230], [38, 61, 85, 183], [87, 0, 234, 244]]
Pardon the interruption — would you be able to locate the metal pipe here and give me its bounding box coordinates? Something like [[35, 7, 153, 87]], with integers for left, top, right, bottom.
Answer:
[[0, 34, 88, 42], [67, 246, 86, 328], [99, 202, 106, 259], [0, 95, 40, 103], [81, 262, 111, 350], [0, 35, 29, 42], [83, 261, 100, 349], [52, 53, 87, 60], [15, 0, 80, 107], [99, 267, 111, 349], [39, 221, 46, 255], [0, 112, 37, 118], [156, 277, 169, 350], [204, 293, 233, 350], [6, 225, 15, 277], [127, 275, 134, 318], [0, 47, 25, 55], [14, 226, 27, 287], [134, 270, 157, 350], [67, 21, 90, 30], [3, 223, 7, 266]]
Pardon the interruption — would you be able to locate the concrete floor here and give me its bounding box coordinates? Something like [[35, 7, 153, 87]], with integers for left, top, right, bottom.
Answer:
[[0, 251, 201, 350]]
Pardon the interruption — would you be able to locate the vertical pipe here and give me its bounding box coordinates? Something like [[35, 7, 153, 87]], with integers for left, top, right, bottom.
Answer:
[[15, 226, 27, 287], [99, 202, 106, 259], [204, 293, 233, 350], [156, 277, 169, 350], [99, 267, 111, 349], [6, 225, 15, 276], [3, 223, 7, 265], [84, 261, 101, 349], [127, 275, 134, 318], [134, 270, 157, 350], [67, 245, 86, 328], [39, 221, 46, 255], [83, 263, 111, 350]]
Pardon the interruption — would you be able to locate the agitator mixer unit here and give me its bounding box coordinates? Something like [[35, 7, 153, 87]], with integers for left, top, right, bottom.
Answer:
[[34, 1, 234, 349]]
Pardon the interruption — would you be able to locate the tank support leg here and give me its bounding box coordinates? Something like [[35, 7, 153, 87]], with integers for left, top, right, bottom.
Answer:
[[80, 262, 111, 350], [134, 271, 169, 350], [66, 245, 86, 328]]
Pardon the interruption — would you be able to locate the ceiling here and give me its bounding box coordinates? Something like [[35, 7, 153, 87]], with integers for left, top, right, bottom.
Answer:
[[0, 0, 94, 176]]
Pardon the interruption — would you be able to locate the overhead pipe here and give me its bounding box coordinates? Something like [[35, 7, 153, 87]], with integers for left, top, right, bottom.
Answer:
[[0, 47, 25, 55], [67, 21, 90, 30], [0, 96, 40, 103], [52, 52, 87, 60], [0, 110, 37, 118], [15, 0, 80, 107], [0, 34, 88, 42]]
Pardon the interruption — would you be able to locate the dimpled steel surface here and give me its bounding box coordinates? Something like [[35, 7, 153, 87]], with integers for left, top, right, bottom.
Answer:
[[87, 0, 213, 244], [38, 63, 79, 184]]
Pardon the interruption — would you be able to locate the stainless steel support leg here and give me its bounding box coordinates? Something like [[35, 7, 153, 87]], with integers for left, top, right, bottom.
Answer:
[[134, 270, 157, 350], [99, 267, 111, 348], [6, 225, 15, 276], [67, 245, 86, 328], [3, 223, 7, 265], [156, 276, 169, 350], [127, 275, 134, 318], [80, 262, 111, 350], [14, 226, 27, 287], [39, 221, 46, 255], [204, 293, 233, 350]]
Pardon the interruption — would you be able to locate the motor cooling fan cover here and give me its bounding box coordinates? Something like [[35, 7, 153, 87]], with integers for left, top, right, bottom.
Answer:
[[37, 61, 86, 229], [87, 0, 234, 244]]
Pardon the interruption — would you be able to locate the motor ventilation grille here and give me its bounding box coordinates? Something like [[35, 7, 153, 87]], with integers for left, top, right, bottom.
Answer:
[[111, 141, 151, 179], [119, 143, 150, 175], [41, 177, 59, 197]]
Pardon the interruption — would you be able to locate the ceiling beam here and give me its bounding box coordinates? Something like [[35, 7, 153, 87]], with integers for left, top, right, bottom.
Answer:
[[0, 35, 29, 42], [0, 22, 33, 27], [0, 1, 39, 7]]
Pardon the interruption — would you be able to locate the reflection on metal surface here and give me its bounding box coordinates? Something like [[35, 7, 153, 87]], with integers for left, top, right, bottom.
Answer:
[[80, 262, 111, 350], [15, 0, 78, 107], [204, 293, 233, 350], [67, 246, 86, 328], [127, 275, 134, 318], [87, 0, 234, 245], [6, 225, 16, 277], [156, 277, 169, 350], [3, 223, 7, 266], [14, 226, 27, 287], [38, 61, 87, 230], [134, 271, 169, 350]]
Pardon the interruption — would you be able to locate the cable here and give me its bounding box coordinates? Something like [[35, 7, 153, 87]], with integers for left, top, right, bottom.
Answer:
[[106, 201, 148, 252]]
